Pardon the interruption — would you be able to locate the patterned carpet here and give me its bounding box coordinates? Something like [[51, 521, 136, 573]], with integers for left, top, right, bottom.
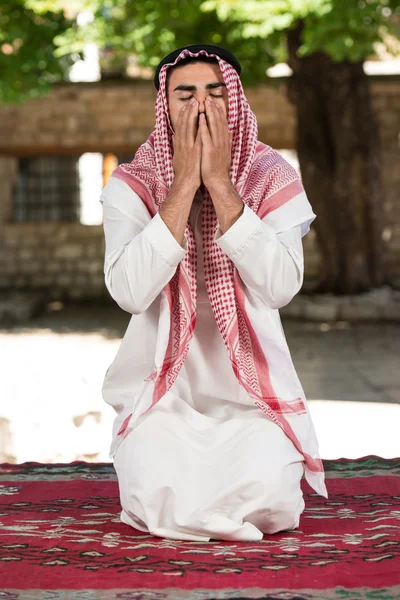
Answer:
[[0, 455, 399, 599]]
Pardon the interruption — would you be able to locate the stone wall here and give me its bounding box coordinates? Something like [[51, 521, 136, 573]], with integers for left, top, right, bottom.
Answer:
[[0, 76, 398, 301], [0, 80, 296, 156], [1, 221, 105, 300]]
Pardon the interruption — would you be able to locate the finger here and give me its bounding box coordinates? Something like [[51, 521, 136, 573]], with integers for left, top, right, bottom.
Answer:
[[195, 120, 202, 148], [216, 103, 230, 145], [199, 113, 211, 146], [213, 96, 226, 123], [212, 102, 230, 151], [213, 101, 229, 136], [182, 100, 195, 143], [187, 99, 199, 146], [177, 100, 193, 141], [204, 99, 218, 142], [176, 102, 188, 126], [175, 103, 189, 146]]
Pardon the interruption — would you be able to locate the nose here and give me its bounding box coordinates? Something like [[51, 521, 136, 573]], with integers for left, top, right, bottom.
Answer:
[[195, 95, 207, 114]]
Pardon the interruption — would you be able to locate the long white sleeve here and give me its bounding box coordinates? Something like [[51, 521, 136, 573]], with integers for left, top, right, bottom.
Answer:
[[100, 177, 187, 315], [215, 204, 304, 310]]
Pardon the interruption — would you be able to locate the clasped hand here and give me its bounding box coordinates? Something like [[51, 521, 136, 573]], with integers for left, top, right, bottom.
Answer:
[[198, 97, 232, 187], [172, 96, 232, 189]]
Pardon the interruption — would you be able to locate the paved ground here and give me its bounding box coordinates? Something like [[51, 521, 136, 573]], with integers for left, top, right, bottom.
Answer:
[[0, 301, 399, 464]]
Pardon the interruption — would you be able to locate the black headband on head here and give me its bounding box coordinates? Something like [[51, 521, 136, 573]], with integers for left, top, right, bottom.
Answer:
[[153, 43, 242, 91]]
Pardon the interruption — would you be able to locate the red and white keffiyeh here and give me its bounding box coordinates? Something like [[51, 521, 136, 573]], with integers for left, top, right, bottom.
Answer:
[[111, 49, 324, 482]]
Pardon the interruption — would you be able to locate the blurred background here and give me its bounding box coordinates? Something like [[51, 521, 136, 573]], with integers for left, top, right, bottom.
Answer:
[[0, 0, 399, 464]]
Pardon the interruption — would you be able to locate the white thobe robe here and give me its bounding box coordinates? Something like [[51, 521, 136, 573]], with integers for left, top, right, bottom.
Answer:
[[100, 176, 325, 541]]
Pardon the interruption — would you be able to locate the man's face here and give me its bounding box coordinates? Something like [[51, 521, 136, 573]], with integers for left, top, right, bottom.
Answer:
[[166, 61, 229, 135]]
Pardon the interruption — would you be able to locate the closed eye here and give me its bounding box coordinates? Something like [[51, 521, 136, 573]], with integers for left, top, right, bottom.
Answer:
[[179, 94, 223, 101]]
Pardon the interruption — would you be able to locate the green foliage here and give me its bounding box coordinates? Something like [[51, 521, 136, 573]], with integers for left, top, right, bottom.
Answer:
[[202, 0, 400, 62], [0, 0, 399, 103], [0, 0, 76, 103], [57, 0, 399, 84], [52, 0, 278, 87]]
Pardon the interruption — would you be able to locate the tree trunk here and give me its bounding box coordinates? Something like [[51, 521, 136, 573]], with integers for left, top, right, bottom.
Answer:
[[286, 22, 387, 294]]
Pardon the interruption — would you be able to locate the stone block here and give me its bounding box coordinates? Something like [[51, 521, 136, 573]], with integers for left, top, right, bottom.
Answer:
[[77, 260, 90, 272], [56, 274, 74, 286], [87, 260, 103, 274], [61, 136, 85, 147], [21, 260, 41, 273], [339, 303, 380, 321], [63, 260, 76, 272], [86, 243, 100, 258], [387, 94, 400, 110], [36, 248, 53, 260], [45, 261, 61, 273], [49, 288, 63, 300], [89, 274, 105, 287], [377, 82, 400, 95], [87, 101, 117, 114], [3, 236, 18, 248], [55, 226, 70, 243], [31, 273, 53, 286], [98, 132, 126, 145], [98, 115, 133, 130], [304, 300, 338, 322], [379, 111, 398, 127], [371, 95, 388, 110], [75, 274, 88, 286], [36, 132, 57, 145], [19, 248, 34, 260], [0, 249, 16, 261], [54, 244, 83, 259], [352, 285, 393, 306], [301, 279, 320, 293], [69, 288, 85, 299], [66, 116, 79, 131], [80, 225, 103, 237], [14, 276, 27, 287], [19, 233, 40, 246], [380, 303, 400, 321], [279, 299, 305, 318], [8, 260, 22, 274], [84, 287, 104, 298], [0, 276, 11, 288], [80, 87, 108, 100], [41, 117, 66, 131]]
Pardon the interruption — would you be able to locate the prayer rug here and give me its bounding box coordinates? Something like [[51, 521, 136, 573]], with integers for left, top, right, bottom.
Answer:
[[0, 455, 399, 599]]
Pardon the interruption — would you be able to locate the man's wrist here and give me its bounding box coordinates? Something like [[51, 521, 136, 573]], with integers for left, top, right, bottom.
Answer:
[[172, 175, 200, 197], [205, 175, 233, 194], [205, 175, 245, 235]]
